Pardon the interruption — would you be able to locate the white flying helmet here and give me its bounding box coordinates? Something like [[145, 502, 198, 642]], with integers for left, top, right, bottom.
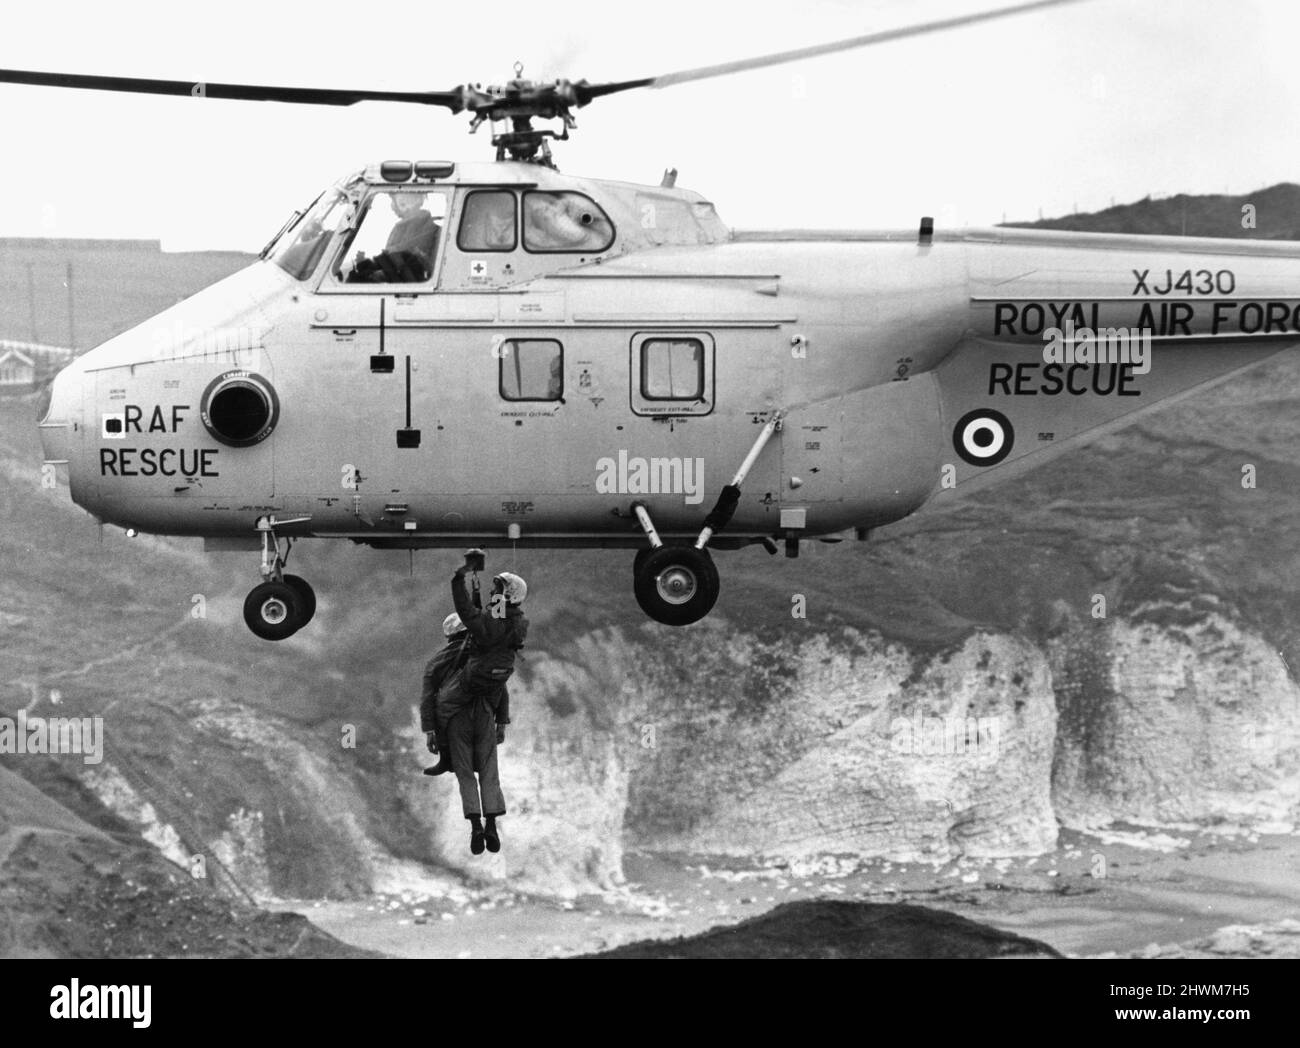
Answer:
[[442, 612, 466, 638], [494, 572, 527, 605]]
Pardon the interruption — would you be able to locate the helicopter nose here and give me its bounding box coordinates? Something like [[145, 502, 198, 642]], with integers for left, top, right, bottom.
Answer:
[[37, 358, 83, 465]]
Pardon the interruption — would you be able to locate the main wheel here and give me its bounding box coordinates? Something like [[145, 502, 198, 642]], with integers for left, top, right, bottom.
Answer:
[[283, 574, 317, 627], [243, 580, 303, 641], [633, 546, 720, 626], [634, 545, 718, 586]]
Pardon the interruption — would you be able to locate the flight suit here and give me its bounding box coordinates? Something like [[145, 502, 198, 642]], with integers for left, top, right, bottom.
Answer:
[[445, 692, 506, 818], [419, 634, 471, 749]]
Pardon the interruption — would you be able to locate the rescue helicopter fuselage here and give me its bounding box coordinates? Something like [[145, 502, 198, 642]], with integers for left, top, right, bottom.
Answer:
[[37, 158, 1300, 635]]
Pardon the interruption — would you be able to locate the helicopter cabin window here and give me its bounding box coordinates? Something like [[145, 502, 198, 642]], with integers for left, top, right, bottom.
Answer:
[[270, 190, 353, 280], [499, 339, 563, 401], [522, 192, 614, 253], [641, 338, 704, 400], [630, 332, 714, 416], [458, 191, 517, 252], [334, 189, 448, 284]]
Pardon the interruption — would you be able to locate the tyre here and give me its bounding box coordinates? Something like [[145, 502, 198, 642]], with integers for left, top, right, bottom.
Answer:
[[282, 574, 317, 627], [633, 546, 720, 626], [633, 546, 654, 577], [243, 580, 303, 641]]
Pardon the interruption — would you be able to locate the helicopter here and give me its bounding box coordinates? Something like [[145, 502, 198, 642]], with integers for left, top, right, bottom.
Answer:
[[11, 0, 1300, 639]]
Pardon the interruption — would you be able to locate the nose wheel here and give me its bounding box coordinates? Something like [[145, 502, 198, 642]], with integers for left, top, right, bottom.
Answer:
[[244, 580, 305, 641], [242, 516, 316, 641]]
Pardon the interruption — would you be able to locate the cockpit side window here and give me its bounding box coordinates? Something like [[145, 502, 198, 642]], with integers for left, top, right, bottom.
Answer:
[[522, 192, 614, 253], [334, 189, 448, 285], [269, 190, 352, 280], [458, 191, 517, 252]]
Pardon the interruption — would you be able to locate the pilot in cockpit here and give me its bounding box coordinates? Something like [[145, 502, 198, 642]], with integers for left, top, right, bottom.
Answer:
[[350, 192, 440, 283]]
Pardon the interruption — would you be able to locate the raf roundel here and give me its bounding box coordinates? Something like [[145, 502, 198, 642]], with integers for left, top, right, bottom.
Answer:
[[953, 409, 1014, 467]]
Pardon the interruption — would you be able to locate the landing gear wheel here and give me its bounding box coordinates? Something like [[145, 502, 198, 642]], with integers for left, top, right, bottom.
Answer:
[[633, 546, 720, 626], [282, 574, 316, 627], [243, 580, 303, 641]]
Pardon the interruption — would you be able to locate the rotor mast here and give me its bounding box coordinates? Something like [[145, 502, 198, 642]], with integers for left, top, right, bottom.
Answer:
[[465, 63, 586, 167]]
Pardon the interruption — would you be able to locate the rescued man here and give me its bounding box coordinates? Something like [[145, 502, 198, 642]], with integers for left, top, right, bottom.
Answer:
[[428, 552, 529, 855], [419, 611, 473, 770]]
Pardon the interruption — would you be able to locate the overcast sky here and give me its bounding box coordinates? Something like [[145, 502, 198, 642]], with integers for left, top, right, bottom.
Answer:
[[2, 0, 1298, 250]]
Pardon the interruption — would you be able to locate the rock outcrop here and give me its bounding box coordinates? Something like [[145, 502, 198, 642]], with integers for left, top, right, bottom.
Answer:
[[1051, 597, 1300, 831], [0, 765, 373, 958], [587, 899, 1061, 958]]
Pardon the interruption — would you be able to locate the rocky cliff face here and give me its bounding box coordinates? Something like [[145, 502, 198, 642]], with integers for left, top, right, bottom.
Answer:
[[1050, 596, 1300, 831], [25, 596, 1297, 904], [618, 626, 1057, 862]]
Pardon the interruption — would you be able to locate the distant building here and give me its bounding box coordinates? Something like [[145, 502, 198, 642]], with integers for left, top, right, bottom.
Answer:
[[0, 341, 73, 395], [0, 347, 36, 392]]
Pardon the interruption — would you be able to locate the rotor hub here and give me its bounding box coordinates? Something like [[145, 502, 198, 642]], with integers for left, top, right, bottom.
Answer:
[[460, 69, 590, 165]]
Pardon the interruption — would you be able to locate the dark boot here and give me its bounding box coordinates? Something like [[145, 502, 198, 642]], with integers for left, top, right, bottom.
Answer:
[[484, 815, 500, 853], [422, 726, 454, 776], [469, 815, 485, 855]]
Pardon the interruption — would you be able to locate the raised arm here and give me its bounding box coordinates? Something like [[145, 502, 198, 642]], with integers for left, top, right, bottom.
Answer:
[[451, 566, 490, 645]]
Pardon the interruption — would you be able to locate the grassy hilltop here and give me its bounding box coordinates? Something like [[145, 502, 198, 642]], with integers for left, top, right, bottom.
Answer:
[[1003, 182, 1300, 239]]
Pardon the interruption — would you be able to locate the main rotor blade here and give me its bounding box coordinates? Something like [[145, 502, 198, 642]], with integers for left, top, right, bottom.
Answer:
[[582, 0, 1087, 100], [0, 68, 465, 109]]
